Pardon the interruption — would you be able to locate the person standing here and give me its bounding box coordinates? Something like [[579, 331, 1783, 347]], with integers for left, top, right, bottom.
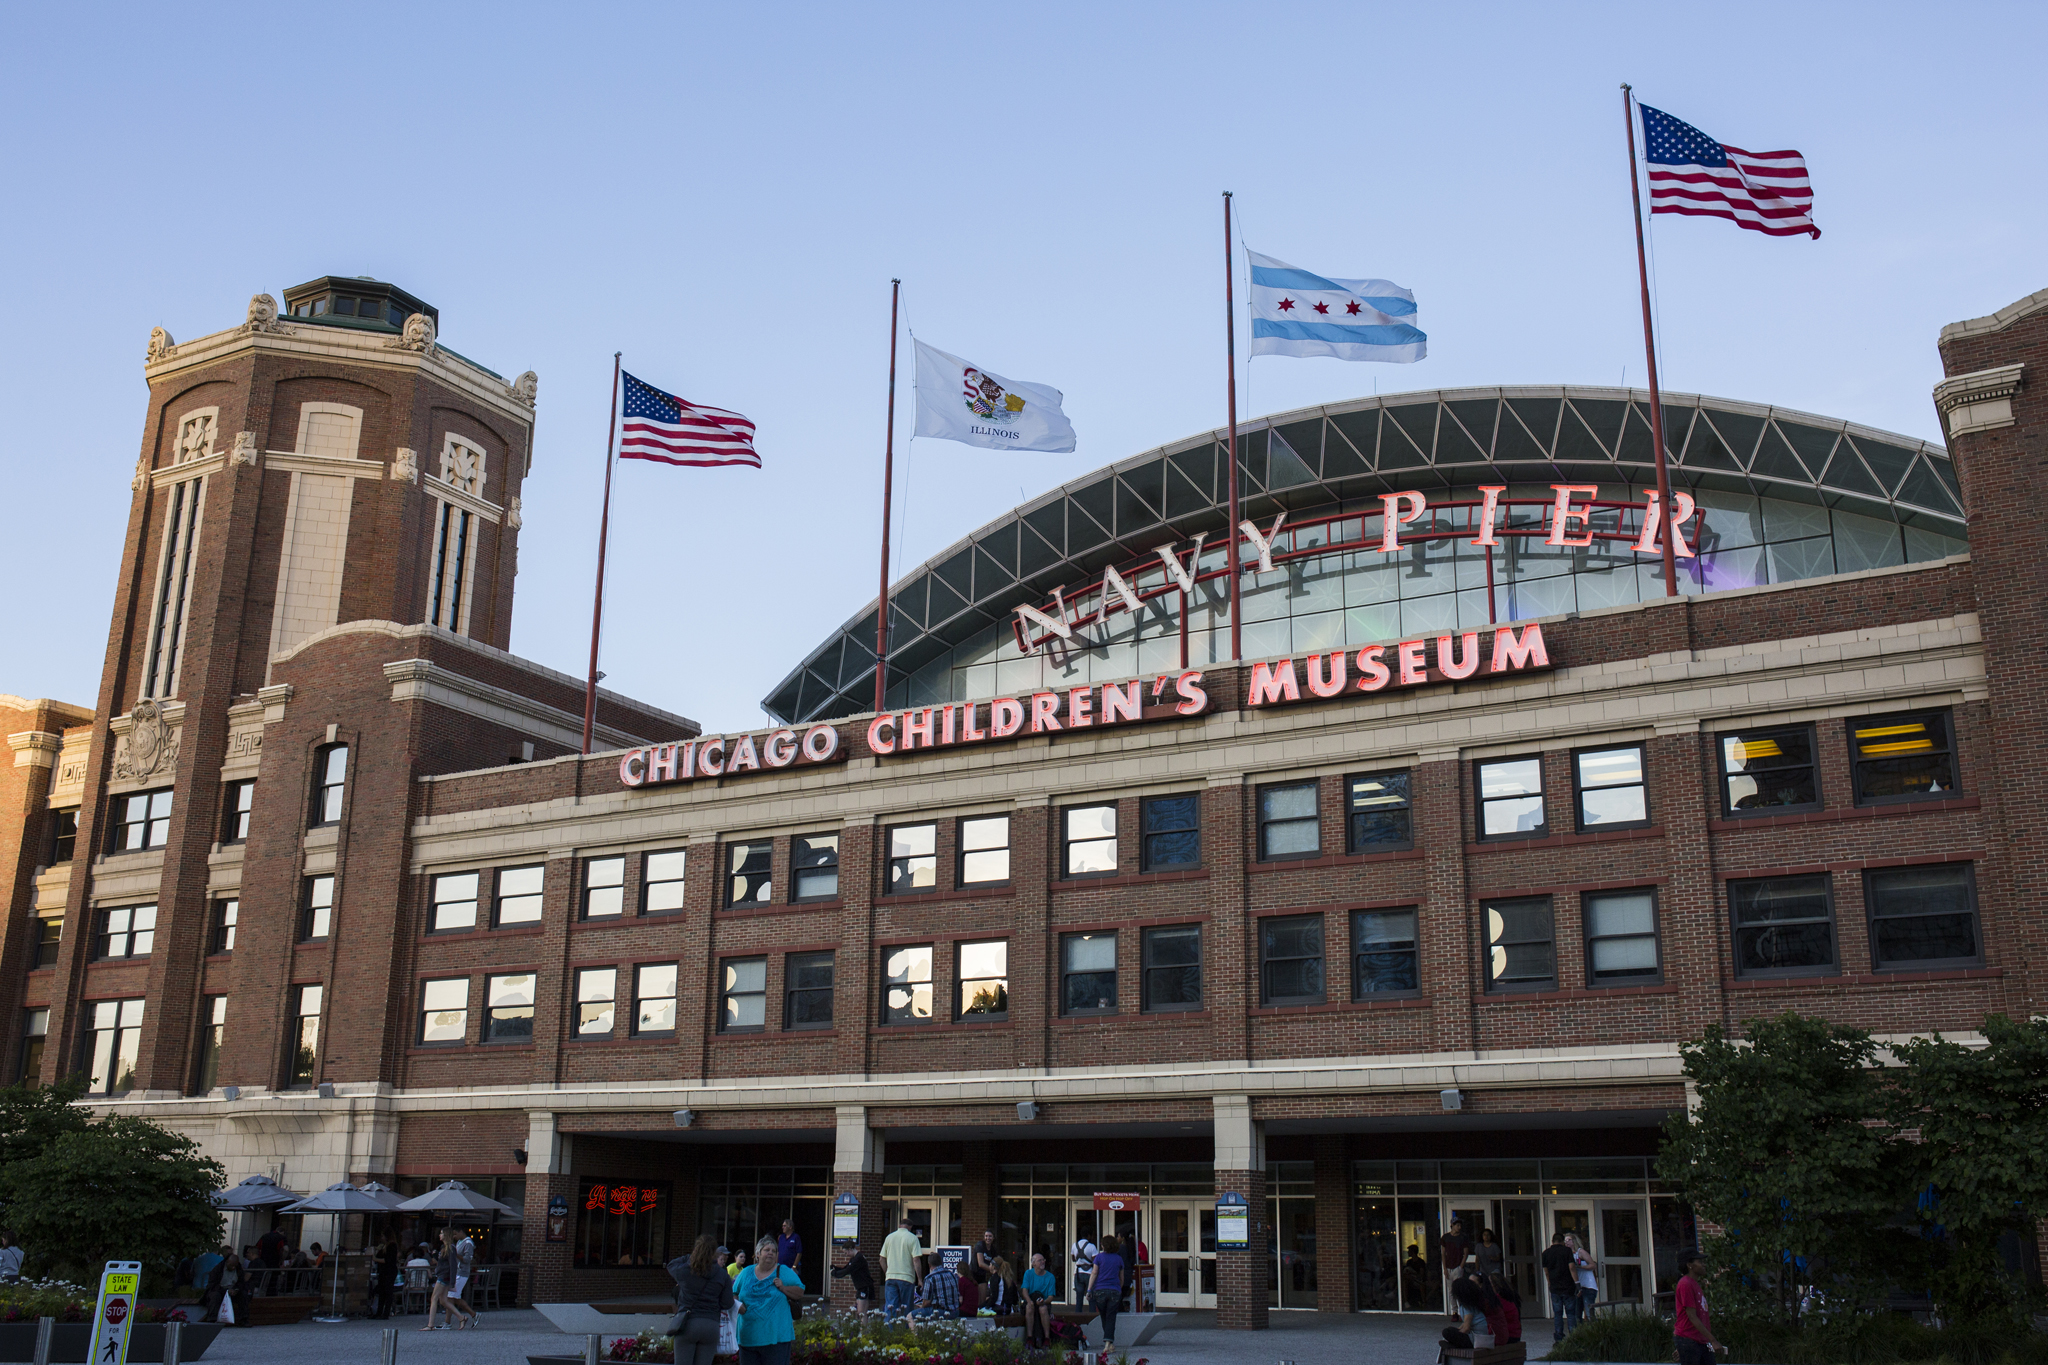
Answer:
[[1068, 1231, 1098, 1307], [776, 1220, 803, 1281], [1674, 1251, 1725, 1365], [452, 1230, 477, 1316], [1085, 1234, 1127, 1352], [828, 1248, 875, 1313], [1540, 1231, 1580, 1341], [734, 1234, 804, 1365], [881, 1216, 923, 1319], [669, 1234, 736, 1365], [256, 1224, 288, 1272], [0, 1232, 24, 1283], [1438, 1218, 1471, 1316], [1567, 1233, 1600, 1320], [1475, 1227, 1504, 1282]]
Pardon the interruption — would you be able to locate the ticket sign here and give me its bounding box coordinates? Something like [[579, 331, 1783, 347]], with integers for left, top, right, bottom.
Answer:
[[832, 1194, 860, 1247], [92, 1261, 143, 1365], [1214, 1194, 1250, 1250], [1093, 1191, 1142, 1213]]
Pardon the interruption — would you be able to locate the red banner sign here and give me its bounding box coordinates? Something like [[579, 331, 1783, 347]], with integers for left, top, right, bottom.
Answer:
[[1094, 1191, 1142, 1212]]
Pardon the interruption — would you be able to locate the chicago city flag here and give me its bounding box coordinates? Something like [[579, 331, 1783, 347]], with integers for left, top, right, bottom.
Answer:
[[913, 340, 1076, 453], [1249, 251, 1426, 363]]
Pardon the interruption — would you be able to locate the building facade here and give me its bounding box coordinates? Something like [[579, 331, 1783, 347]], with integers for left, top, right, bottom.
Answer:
[[3, 280, 2043, 1329]]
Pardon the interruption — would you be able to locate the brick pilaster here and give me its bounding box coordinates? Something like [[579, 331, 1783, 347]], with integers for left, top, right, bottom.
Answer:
[[1214, 1167, 1268, 1330], [1313, 1135, 1351, 1312]]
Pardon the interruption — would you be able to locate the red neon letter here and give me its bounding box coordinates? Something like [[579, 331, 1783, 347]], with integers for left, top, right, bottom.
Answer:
[[647, 744, 680, 782], [764, 730, 798, 768], [1356, 646, 1390, 692], [1306, 651, 1348, 697], [697, 736, 727, 776], [1396, 640, 1427, 686], [619, 750, 647, 787], [991, 697, 1025, 737], [940, 705, 957, 746], [1490, 622, 1549, 672], [1380, 490, 1427, 553], [866, 715, 897, 755], [726, 734, 760, 773], [1437, 632, 1481, 680], [801, 725, 840, 762], [1067, 687, 1095, 728], [903, 708, 937, 749], [1174, 670, 1208, 715], [1247, 659, 1301, 706], [1029, 692, 1062, 733], [961, 702, 987, 741], [1547, 484, 1599, 547], [1100, 681, 1141, 724], [1469, 485, 1505, 547], [1633, 490, 1699, 559]]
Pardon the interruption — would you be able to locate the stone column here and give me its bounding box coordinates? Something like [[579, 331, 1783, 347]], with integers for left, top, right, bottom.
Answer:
[[1213, 1093, 1267, 1331], [832, 1105, 886, 1310]]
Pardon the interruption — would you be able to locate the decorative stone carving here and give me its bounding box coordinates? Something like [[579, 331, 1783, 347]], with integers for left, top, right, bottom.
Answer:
[[507, 371, 538, 406], [507, 495, 523, 530], [177, 412, 217, 464], [392, 447, 419, 484], [113, 699, 180, 781], [56, 758, 86, 787], [146, 327, 176, 364], [388, 312, 437, 353], [227, 729, 263, 761], [130, 454, 150, 493], [232, 431, 259, 466], [243, 293, 291, 335], [439, 442, 486, 497]]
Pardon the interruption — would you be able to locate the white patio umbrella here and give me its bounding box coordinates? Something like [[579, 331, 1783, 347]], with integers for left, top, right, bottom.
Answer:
[[281, 1181, 409, 1322], [393, 1180, 519, 1215]]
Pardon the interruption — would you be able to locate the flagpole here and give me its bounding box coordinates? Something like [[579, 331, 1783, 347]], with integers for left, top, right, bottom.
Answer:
[[1621, 84, 1680, 599], [872, 280, 901, 715], [1223, 191, 1243, 661], [581, 352, 623, 754]]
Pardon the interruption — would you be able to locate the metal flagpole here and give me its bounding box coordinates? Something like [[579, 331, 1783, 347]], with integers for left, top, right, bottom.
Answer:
[[872, 280, 902, 715], [1223, 192, 1243, 661], [1621, 84, 1680, 599], [581, 353, 623, 754]]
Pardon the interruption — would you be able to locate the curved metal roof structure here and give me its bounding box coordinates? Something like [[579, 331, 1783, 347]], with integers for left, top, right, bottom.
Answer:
[[763, 385, 1962, 724]]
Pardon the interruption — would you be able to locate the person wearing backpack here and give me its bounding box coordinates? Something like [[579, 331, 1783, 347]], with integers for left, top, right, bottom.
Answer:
[[1068, 1233, 1097, 1306]]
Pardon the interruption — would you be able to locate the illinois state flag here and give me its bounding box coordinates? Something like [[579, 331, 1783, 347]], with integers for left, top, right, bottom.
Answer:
[[1249, 251, 1426, 363], [913, 340, 1076, 453]]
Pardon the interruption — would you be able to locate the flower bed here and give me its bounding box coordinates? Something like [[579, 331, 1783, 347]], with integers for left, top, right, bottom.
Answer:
[[594, 1311, 1149, 1365], [0, 1277, 195, 1325]]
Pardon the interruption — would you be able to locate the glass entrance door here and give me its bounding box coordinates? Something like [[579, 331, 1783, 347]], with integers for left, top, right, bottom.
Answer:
[[1152, 1201, 1215, 1308], [1596, 1202, 1648, 1307], [902, 1200, 942, 1257], [1500, 1200, 1542, 1306], [1070, 1203, 1137, 1305]]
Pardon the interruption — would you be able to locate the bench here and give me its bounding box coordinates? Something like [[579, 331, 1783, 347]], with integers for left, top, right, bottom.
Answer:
[[241, 1294, 321, 1326], [1438, 1342, 1527, 1365]]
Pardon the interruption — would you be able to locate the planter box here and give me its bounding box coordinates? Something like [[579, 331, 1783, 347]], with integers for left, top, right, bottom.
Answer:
[[0, 1321, 224, 1363]]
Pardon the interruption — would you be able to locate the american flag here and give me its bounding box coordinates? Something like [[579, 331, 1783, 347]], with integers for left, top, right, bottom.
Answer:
[[1640, 104, 1819, 240], [618, 371, 760, 468]]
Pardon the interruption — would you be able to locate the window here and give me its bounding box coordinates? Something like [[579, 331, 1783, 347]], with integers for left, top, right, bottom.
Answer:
[[957, 941, 1009, 1019], [85, 999, 145, 1095], [1346, 772, 1412, 852], [1352, 909, 1420, 995], [584, 857, 625, 918], [1061, 932, 1118, 1014], [1063, 805, 1118, 877], [1867, 864, 1979, 970], [720, 958, 767, 1032], [1483, 896, 1556, 992], [1850, 711, 1956, 804], [1584, 889, 1661, 984], [1258, 781, 1320, 859], [18, 1008, 49, 1085], [31, 916, 61, 968], [431, 872, 480, 932], [573, 1178, 669, 1270], [643, 849, 687, 914], [725, 840, 772, 906], [882, 945, 933, 1024], [195, 996, 226, 1093], [1140, 796, 1200, 871], [1141, 924, 1202, 1011], [46, 808, 78, 863], [486, 973, 536, 1042], [221, 781, 255, 843], [495, 865, 544, 926], [1477, 758, 1546, 838], [1259, 915, 1325, 1006], [1730, 875, 1836, 977], [420, 978, 469, 1045], [1575, 746, 1648, 829], [633, 963, 678, 1035], [887, 824, 936, 894], [211, 898, 237, 954], [429, 500, 475, 632], [1719, 726, 1820, 815], [960, 816, 1012, 885], [574, 967, 617, 1037], [785, 951, 834, 1029], [301, 874, 334, 941], [98, 904, 157, 959], [111, 789, 172, 852], [310, 744, 348, 825], [143, 473, 204, 697], [793, 834, 839, 901]]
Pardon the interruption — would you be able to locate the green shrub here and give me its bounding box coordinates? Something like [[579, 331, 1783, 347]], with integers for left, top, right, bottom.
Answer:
[[1547, 1309, 1676, 1362]]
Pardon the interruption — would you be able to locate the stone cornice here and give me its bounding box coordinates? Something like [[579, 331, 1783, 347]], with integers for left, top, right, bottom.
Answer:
[[421, 473, 502, 524], [7, 731, 62, 767], [263, 451, 386, 481], [1934, 363, 2025, 413], [150, 455, 224, 488], [1941, 288, 2048, 342], [383, 658, 651, 751]]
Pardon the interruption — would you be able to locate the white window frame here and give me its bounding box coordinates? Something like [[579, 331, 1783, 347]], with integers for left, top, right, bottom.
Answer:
[[427, 497, 481, 635], [293, 402, 365, 460], [140, 406, 218, 699]]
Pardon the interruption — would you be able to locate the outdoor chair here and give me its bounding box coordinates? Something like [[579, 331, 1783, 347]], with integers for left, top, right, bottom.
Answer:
[[474, 1265, 502, 1310], [400, 1265, 432, 1315]]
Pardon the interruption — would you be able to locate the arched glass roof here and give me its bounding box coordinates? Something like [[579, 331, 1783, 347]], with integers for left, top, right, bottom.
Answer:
[[763, 385, 1964, 724]]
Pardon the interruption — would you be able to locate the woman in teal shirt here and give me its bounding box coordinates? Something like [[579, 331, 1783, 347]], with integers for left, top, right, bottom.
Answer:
[[1021, 1251, 1058, 1349], [734, 1234, 805, 1365]]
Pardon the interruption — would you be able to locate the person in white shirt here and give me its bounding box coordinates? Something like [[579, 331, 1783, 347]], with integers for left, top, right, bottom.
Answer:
[[1068, 1235, 1097, 1307]]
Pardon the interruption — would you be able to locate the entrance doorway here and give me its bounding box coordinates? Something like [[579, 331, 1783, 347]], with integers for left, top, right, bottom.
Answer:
[[1550, 1204, 1593, 1320], [897, 1199, 950, 1256], [1152, 1201, 1215, 1308], [1069, 1202, 1138, 1304], [1596, 1203, 1648, 1306]]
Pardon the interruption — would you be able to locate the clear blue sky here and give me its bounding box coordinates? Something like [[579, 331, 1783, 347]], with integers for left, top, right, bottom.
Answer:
[[5, 3, 2041, 733]]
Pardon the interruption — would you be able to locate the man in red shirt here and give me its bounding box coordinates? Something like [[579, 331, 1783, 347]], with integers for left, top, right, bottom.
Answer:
[[1438, 1219, 1471, 1317], [1674, 1251, 1725, 1365]]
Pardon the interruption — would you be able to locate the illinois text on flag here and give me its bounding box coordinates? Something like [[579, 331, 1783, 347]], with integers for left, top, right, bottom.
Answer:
[[618, 371, 760, 468], [912, 341, 1076, 453], [1640, 104, 1819, 239], [1248, 252, 1426, 363]]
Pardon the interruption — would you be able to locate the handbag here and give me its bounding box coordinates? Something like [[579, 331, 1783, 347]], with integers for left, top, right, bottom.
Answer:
[[666, 1308, 690, 1336]]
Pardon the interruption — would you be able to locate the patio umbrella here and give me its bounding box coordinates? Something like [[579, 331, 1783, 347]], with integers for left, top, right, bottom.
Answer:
[[213, 1174, 304, 1209], [394, 1180, 518, 1215], [281, 1182, 410, 1322]]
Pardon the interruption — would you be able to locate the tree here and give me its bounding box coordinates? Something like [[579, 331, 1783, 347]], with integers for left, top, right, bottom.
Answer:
[[0, 1116, 224, 1282], [0, 1075, 90, 1171]]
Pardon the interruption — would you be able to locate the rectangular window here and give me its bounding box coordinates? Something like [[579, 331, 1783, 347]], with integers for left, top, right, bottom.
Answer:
[[112, 789, 173, 852], [793, 833, 840, 901], [221, 781, 255, 843], [1352, 909, 1420, 996], [1141, 924, 1201, 1012], [97, 904, 157, 959], [1850, 711, 1957, 805], [494, 865, 544, 926], [1140, 795, 1200, 871], [431, 872, 480, 932], [1483, 896, 1556, 992], [301, 874, 334, 941], [420, 978, 469, 1045], [725, 840, 772, 906], [633, 963, 678, 1035], [957, 941, 1009, 1019], [1730, 874, 1836, 977], [584, 856, 625, 918], [32, 916, 61, 969], [1258, 781, 1321, 860], [573, 1178, 669, 1270], [429, 501, 475, 633], [19, 1007, 49, 1085], [1585, 889, 1661, 984], [574, 967, 617, 1038], [1477, 758, 1546, 838], [1346, 772, 1412, 852], [1575, 745, 1648, 830], [642, 849, 687, 914], [47, 807, 78, 863], [1867, 863, 1980, 970], [485, 973, 536, 1042], [85, 998, 145, 1095], [887, 824, 937, 894], [211, 898, 238, 954], [1063, 804, 1118, 877], [720, 958, 767, 1032], [785, 951, 834, 1029], [287, 985, 322, 1088], [1061, 932, 1118, 1014], [1260, 914, 1325, 1006], [195, 996, 226, 1093], [1719, 725, 1820, 815], [960, 815, 1012, 885], [143, 475, 204, 697], [310, 744, 348, 826], [882, 944, 933, 1024]]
